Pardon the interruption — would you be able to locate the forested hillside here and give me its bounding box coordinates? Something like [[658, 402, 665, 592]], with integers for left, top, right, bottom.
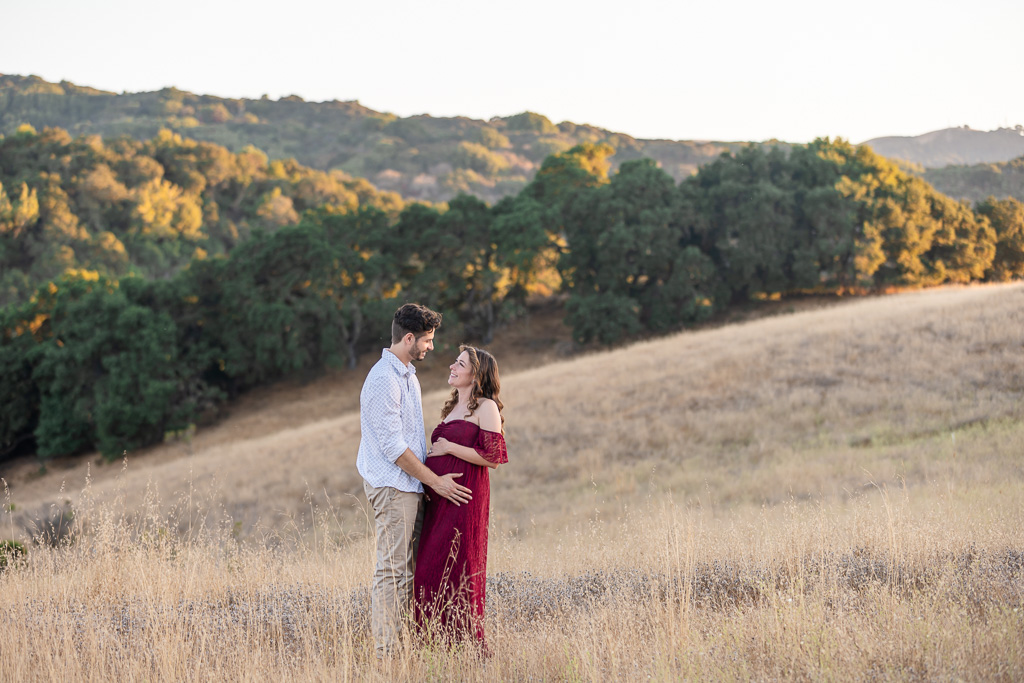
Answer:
[[0, 125, 403, 306], [10, 74, 1024, 208], [924, 155, 1024, 204], [0, 74, 741, 204], [3, 130, 1022, 464]]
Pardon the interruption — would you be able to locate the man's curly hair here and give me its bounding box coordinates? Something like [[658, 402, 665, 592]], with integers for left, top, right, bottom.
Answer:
[[391, 303, 442, 343]]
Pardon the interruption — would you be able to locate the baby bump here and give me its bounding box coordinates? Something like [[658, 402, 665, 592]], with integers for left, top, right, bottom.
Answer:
[[425, 454, 464, 476], [424, 456, 487, 490]]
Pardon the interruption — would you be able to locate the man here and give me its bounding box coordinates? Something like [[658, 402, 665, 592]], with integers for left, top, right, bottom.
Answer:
[[357, 302, 473, 657]]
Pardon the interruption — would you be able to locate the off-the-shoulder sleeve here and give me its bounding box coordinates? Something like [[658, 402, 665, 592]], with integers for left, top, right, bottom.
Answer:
[[474, 429, 508, 465]]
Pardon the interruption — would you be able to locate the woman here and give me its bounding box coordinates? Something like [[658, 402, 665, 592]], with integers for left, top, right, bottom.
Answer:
[[414, 345, 508, 649]]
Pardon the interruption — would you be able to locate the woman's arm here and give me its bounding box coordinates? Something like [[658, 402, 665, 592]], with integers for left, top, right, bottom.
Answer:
[[429, 438, 497, 469]]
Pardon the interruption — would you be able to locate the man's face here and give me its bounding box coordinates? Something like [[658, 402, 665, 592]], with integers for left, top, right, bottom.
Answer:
[[410, 329, 435, 361]]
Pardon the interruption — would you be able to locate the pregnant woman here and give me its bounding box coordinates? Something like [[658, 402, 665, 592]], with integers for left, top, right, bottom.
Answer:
[[414, 345, 508, 650]]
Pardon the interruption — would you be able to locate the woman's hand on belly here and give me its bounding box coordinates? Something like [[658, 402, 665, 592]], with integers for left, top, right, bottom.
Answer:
[[427, 437, 455, 457]]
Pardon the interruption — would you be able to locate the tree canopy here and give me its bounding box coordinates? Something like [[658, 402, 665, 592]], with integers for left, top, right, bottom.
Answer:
[[0, 126, 403, 306]]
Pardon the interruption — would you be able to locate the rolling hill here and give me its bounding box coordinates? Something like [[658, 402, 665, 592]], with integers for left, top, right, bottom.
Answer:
[[862, 125, 1024, 168]]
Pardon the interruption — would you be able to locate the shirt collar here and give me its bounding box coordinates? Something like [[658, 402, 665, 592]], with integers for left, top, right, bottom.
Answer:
[[382, 348, 416, 378]]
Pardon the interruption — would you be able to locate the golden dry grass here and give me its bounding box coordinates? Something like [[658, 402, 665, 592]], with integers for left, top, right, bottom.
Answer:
[[2, 283, 1023, 681]]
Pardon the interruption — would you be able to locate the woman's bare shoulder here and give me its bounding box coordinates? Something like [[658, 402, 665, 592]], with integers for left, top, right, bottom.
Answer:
[[476, 398, 502, 431]]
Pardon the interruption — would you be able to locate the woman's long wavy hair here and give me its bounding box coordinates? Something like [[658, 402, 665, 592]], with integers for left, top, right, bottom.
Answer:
[[441, 345, 504, 434]]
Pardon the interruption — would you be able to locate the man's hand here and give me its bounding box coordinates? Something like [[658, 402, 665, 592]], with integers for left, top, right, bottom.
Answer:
[[394, 449, 473, 506], [431, 472, 472, 506]]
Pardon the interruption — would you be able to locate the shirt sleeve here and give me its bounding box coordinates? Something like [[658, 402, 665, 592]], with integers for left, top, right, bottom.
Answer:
[[363, 372, 410, 463], [474, 429, 508, 465]]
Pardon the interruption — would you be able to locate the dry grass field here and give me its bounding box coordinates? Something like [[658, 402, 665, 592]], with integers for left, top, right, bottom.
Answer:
[[2, 283, 1023, 681]]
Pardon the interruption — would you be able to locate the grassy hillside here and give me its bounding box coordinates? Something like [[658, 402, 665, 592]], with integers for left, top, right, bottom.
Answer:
[[0, 74, 742, 204], [5, 282, 1021, 534], [2, 283, 1022, 679], [863, 125, 1024, 168]]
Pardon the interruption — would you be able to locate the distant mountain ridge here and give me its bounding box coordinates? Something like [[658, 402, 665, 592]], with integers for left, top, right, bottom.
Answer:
[[861, 125, 1024, 169]]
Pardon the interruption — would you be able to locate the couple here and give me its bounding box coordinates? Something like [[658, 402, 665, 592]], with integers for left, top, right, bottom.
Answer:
[[356, 303, 508, 657]]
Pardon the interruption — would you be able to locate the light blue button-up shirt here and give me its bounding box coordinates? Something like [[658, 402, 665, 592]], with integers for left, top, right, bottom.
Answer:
[[356, 349, 427, 493]]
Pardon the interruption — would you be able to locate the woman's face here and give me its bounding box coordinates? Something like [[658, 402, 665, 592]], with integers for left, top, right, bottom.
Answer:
[[448, 350, 474, 390]]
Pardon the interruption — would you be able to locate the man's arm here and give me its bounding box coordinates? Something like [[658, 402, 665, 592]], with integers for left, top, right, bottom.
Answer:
[[362, 367, 470, 503], [362, 374, 412, 463], [394, 449, 473, 506]]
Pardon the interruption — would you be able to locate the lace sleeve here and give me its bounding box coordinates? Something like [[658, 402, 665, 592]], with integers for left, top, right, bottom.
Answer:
[[474, 429, 508, 465]]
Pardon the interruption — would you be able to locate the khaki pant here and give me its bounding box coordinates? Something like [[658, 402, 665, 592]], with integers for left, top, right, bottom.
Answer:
[[364, 481, 424, 655]]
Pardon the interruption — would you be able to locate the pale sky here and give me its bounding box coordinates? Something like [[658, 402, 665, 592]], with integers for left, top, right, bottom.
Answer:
[[3, 0, 1022, 144]]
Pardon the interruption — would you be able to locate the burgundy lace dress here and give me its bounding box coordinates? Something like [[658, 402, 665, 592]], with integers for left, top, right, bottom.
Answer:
[[413, 419, 508, 646]]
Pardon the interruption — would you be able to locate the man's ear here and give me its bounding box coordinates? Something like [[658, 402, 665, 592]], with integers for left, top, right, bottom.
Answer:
[[404, 332, 416, 346]]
